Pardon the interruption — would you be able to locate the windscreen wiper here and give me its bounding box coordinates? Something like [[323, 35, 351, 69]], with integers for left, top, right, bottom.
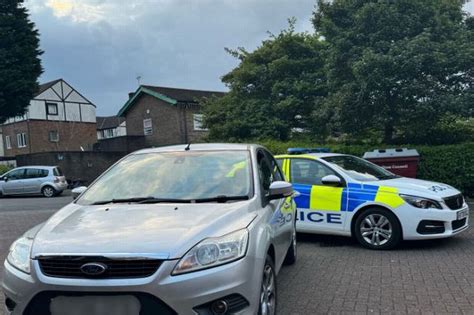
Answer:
[[91, 197, 191, 205], [193, 195, 250, 203]]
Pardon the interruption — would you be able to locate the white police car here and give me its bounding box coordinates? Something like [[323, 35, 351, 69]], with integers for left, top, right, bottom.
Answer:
[[276, 150, 469, 249]]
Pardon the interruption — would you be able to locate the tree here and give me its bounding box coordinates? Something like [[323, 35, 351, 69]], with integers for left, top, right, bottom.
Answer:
[[203, 19, 327, 141], [0, 0, 42, 123], [313, 0, 474, 144]]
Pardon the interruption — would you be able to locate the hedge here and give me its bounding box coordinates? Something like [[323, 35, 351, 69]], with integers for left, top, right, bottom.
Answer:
[[0, 165, 12, 176], [259, 140, 474, 197]]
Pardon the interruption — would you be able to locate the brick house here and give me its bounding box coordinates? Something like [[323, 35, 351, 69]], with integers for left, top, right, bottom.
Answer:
[[117, 85, 225, 146], [0, 79, 97, 157]]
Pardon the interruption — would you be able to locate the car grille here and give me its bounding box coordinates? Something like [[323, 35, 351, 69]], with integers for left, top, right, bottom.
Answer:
[[38, 256, 163, 279], [452, 218, 467, 230], [444, 194, 464, 210]]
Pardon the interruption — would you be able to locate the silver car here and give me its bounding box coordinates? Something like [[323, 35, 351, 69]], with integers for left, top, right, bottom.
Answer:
[[2, 144, 297, 315], [0, 166, 67, 198]]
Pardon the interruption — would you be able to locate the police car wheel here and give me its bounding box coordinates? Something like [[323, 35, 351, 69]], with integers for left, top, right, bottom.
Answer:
[[354, 208, 401, 250], [283, 222, 297, 265], [259, 255, 277, 315]]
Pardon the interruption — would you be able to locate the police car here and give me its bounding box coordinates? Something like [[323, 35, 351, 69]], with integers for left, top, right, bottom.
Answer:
[[276, 149, 469, 249]]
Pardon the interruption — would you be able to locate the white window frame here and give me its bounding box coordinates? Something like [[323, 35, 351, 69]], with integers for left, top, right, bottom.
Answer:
[[5, 135, 11, 149], [193, 114, 208, 131], [143, 118, 153, 136], [46, 103, 59, 116], [49, 130, 59, 142], [17, 133, 27, 148]]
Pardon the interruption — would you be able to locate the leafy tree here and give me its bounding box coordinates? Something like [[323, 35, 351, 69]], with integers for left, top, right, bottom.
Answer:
[[0, 0, 42, 123], [203, 19, 327, 141], [313, 0, 474, 144]]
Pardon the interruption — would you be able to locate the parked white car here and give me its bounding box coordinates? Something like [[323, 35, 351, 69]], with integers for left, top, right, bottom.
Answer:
[[0, 166, 67, 198], [276, 152, 469, 249]]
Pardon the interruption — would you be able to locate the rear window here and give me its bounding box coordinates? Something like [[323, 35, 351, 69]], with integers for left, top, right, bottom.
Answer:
[[53, 167, 64, 176], [26, 168, 49, 178]]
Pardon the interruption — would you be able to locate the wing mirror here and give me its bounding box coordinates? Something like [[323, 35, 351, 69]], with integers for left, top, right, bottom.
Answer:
[[1, 176, 9, 182], [268, 181, 294, 200], [321, 175, 342, 187], [72, 186, 87, 200]]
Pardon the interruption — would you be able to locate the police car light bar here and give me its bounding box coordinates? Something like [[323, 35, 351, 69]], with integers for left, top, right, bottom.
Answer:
[[287, 148, 331, 155]]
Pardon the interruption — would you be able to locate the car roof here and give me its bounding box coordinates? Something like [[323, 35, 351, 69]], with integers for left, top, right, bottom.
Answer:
[[275, 153, 347, 159], [132, 143, 261, 154], [14, 166, 57, 169]]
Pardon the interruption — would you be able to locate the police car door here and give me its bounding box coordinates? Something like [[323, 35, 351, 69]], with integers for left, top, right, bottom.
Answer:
[[289, 158, 346, 233]]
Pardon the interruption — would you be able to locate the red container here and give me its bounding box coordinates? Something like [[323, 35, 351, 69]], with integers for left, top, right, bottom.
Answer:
[[363, 148, 420, 178]]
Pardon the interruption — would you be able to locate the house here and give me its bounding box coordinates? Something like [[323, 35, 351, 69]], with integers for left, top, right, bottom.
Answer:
[[117, 85, 225, 146], [0, 79, 97, 157], [97, 116, 126, 140]]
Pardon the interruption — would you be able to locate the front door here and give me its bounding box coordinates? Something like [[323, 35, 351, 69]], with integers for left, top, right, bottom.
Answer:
[[287, 158, 346, 233], [2, 168, 27, 195]]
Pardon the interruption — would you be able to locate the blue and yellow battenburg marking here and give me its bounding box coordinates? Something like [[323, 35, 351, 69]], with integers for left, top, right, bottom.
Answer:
[[293, 182, 405, 212]]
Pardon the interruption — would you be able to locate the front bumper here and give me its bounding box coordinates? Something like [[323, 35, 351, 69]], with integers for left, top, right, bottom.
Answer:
[[2, 255, 263, 315], [397, 203, 469, 240]]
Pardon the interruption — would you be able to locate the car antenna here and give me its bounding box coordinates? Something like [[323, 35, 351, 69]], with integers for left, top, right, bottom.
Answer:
[[185, 143, 191, 151]]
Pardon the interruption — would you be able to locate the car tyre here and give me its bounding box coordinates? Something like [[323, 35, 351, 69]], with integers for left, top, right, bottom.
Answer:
[[354, 207, 401, 250], [258, 254, 277, 315], [283, 222, 297, 265], [41, 186, 56, 198]]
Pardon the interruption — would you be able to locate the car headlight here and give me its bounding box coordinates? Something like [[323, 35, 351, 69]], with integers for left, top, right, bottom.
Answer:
[[400, 194, 442, 209], [7, 236, 33, 274], [172, 229, 249, 275]]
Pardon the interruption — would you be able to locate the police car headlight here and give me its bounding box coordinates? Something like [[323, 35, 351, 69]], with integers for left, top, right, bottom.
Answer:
[[7, 236, 33, 274], [172, 229, 249, 275], [400, 194, 442, 209]]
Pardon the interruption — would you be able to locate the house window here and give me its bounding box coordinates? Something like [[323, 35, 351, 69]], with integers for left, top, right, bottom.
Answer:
[[46, 103, 58, 115], [105, 129, 115, 138], [193, 114, 207, 131], [17, 133, 27, 148], [49, 130, 59, 142], [143, 118, 153, 135], [5, 136, 11, 149]]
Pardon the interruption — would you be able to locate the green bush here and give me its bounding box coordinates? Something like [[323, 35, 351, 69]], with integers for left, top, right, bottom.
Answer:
[[0, 164, 13, 176], [259, 140, 474, 197]]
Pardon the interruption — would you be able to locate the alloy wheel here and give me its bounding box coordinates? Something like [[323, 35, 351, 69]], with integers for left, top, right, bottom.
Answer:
[[260, 264, 276, 315], [43, 187, 55, 197], [360, 214, 392, 246]]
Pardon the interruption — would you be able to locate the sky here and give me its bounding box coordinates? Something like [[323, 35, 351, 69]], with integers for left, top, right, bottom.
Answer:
[[25, 0, 473, 116]]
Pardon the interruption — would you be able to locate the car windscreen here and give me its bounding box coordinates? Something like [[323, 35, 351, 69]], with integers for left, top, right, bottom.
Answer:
[[322, 155, 398, 182], [77, 150, 253, 205]]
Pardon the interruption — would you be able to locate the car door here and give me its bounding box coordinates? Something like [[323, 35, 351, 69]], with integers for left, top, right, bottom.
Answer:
[[24, 168, 48, 194], [288, 158, 347, 233], [258, 150, 293, 268], [2, 168, 27, 195]]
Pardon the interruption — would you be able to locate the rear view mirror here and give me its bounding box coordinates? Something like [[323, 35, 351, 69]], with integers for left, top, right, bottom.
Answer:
[[72, 186, 87, 200], [268, 181, 293, 200], [321, 175, 342, 187]]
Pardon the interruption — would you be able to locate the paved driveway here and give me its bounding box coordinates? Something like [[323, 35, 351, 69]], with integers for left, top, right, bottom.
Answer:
[[0, 198, 473, 314]]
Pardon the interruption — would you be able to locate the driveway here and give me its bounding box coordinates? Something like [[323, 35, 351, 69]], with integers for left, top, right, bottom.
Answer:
[[0, 198, 473, 314]]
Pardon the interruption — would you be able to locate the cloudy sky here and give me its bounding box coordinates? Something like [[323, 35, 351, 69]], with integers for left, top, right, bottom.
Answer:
[[25, 0, 473, 116]]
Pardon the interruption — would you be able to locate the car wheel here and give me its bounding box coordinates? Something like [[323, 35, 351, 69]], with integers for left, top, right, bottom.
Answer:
[[41, 186, 56, 198], [283, 222, 297, 265], [258, 255, 277, 315], [354, 207, 401, 250]]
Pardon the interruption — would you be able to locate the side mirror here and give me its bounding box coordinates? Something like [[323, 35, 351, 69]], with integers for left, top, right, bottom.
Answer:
[[72, 186, 87, 200], [2, 176, 9, 182], [268, 181, 293, 200], [321, 175, 342, 187]]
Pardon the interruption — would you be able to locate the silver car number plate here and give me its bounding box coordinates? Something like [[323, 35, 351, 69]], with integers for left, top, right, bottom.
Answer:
[[457, 208, 469, 220], [50, 295, 141, 315]]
